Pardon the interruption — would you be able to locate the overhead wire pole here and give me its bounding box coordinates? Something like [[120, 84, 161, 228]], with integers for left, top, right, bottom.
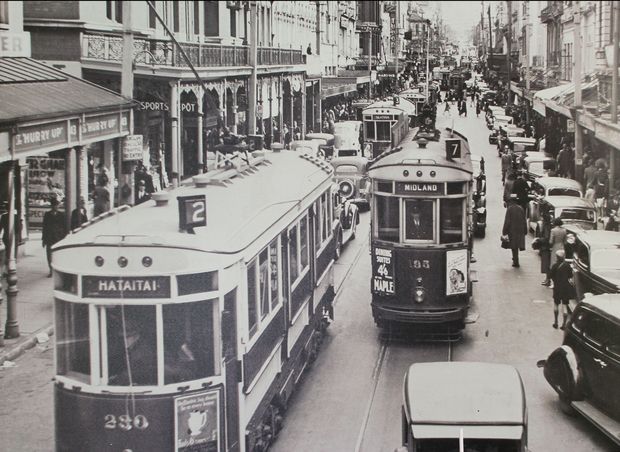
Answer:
[[611, 1, 619, 192], [574, 2, 583, 183], [395, 1, 400, 86], [425, 20, 430, 103]]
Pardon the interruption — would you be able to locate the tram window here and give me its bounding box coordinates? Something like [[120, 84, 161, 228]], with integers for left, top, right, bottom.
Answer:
[[376, 121, 391, 141], [405, 199, 434, 241], [163, 300, 219, 384], [314, 200, 321, 253], [376, 195, 400, 242], [289, 226, 298, 282], [300, 216, 309, 271], [377, 181, 393, 193], [177, 271, 218, 296], [321, 192, 328, 242], [440, 198, 464, 243], [56, 300, 90, 382], [366, 123, 375, 140], [259, 248, 269, 320], [106, 305, 157, 386], [247, 260, 258, 337], [270, 239, 280, 310], [446, 182, 465, 195], [54, 271, 77, 295]]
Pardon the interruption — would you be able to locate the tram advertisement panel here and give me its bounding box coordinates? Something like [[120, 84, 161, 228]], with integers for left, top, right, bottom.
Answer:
[[446, 249, 468, 296], [372, 247, 395, 295], [175, 390, 220, 452]]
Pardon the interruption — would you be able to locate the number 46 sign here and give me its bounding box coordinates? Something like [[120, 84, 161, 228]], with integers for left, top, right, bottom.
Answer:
[[178, 195, 207, 231]]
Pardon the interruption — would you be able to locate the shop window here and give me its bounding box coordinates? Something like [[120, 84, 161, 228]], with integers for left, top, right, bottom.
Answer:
[[56, 300, 90, 383], [247, 260, 258, 337], [376, 195, 400, 242]]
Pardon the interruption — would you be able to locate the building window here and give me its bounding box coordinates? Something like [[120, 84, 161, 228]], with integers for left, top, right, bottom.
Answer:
[[204, 1, 219, 37], [173, 0, 180, 32], [0, 1, 9, 25], [148, 0, 157, 29], [105, 0, 123, 24], [230, 9, 237, 38], [193, 0, 200, 34]]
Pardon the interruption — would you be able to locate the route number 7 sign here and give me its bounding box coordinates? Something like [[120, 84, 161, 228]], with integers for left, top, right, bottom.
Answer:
[[445, 139, 461, 160]]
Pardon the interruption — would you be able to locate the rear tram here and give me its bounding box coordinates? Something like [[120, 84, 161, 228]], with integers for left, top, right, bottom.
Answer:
[[367, 128, 475, 334], [362, 100, 410, 159], [53, 151, 336, 451]]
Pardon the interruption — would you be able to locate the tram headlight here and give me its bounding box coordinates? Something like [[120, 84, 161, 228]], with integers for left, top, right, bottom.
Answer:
[[142, 256, 153, 267], [118, 256, 128, 268], [339, 180, 354, 199], [95, 256, 104, 267], [414, 288, 425, 303]]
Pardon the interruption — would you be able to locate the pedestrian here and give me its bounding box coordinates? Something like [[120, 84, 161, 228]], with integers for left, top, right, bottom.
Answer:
[[503, 171, 516, 205], [548, 217, 567, 274], [461, 101, 467, 117], [549, 250, 573, 330], [511, 170, 530, 212], [594, 167, 609, 221], [443, 101, 451, 117], [475, 100, 481, 117], [501, 149, 512, 184], [502, 194, 527, 268], [539, 205, 552, 286], [93, 174, 111, 216], [583, 158, 597, 191], [42, 197, 67, 277], [135, 180, 151, 205], [70, 196, 88, 230]]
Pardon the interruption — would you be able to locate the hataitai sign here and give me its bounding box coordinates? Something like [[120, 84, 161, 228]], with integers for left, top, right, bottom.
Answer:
[[82, 276, 171, 298]]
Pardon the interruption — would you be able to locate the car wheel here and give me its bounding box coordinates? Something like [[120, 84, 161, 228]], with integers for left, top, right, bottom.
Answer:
[[559, 395, 576, 416], [543, 346, 582, 404], [334, 233, 342, 261]]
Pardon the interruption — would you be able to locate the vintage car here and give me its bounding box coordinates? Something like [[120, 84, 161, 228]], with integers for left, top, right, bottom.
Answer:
[[485, 106, 505, 129], [471, 153, 487, 238], [522, 154, 557, 181], [541, 294, 620, 447], [289, 140, 324, 158], [330, 156, 370, 211], [488, 115, 515, 144], [528, 196, 597, 237], [333, 121, 363, 158], [331, 183, 359, 260], [481, 89, 499, 106], [399, 362, 528, 452], [570, 230, 620, 299], [305, 132, 335, 159], [506, 136, 538, 156], [497, 125, 526, 156]]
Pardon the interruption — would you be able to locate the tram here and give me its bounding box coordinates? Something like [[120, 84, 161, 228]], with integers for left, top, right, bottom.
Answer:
[[362, 100, 410, 159], [52, 151, 336, 451], [367, 126, 475, 335]]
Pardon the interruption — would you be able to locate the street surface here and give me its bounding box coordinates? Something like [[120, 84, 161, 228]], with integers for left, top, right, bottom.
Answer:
[[0, 107, 616, 451]]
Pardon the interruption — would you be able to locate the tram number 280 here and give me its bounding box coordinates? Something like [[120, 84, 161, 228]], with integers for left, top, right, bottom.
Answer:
[[104, 413, 149, 431]]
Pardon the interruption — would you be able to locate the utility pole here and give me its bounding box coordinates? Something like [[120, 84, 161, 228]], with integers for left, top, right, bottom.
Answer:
[[395, 1, 400, 84], [524, 3, 531, 125], [425, 20, 430, 102], [248, 1, 258, 136], [574, 2, 584, 183], [121, 1, 134, 202], [612, 0, 619, 124], [368, 29, 373, 98], [506, 0, 512, 102], [488, 5, 493, 77]]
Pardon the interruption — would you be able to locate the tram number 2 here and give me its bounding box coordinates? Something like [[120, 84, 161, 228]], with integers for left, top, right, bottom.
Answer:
[[104, 414, 149, 431], [411, 259, 430, 269]]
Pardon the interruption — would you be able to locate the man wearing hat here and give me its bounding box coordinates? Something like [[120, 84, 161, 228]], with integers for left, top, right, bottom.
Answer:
[[502, 194, 527, 268], [42, 197, 67, 277], [511, 170, 530, 213]]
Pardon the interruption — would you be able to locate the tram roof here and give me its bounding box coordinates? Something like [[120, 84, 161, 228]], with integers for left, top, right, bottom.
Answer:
[[367, 128, 473, 181], [404, 362, 525, 429], [56, 151, 332, 256], [363, 100, 408, 116]]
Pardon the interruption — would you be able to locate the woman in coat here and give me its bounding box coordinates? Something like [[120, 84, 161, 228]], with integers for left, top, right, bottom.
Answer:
[[502, 194, 527, 268], [539, 206, 552, 286], [548, 217, 567, 270]]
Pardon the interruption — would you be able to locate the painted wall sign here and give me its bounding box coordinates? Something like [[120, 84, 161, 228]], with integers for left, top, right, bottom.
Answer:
[[175, 390, 220, 452], [82, 112, 129, 140], [0, 32, 31, 58], [122, 135, 144, 161], [372, 247, 395, 295], [27, 156, 66, 228], [82, 276, 171, 298], [396, 182, 444, 195], [15, 120, 77, 153]]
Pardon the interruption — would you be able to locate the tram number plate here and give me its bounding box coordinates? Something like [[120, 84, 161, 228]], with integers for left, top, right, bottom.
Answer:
[[104, 414, 149, 431], [178, 194, 207, 231]]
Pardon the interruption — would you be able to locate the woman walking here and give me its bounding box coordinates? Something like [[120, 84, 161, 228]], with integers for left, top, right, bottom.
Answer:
[[548, 218, 567, 284]]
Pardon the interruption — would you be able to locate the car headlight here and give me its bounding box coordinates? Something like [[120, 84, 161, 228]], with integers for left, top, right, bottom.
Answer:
[[339, 180, 354, 199]]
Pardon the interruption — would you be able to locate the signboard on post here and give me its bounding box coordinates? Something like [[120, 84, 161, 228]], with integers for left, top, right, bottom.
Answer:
[[567, 119, 575, 132], [122, 135, 144, 161]]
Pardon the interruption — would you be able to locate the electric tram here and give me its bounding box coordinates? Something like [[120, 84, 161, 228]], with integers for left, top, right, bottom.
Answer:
[[367, 124, 475, 336], [52, 151, 336, 451], [362, 100, 410, 159]]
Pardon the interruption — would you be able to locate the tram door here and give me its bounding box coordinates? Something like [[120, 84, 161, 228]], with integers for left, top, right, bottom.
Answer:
[[223, 289, 240, 451]]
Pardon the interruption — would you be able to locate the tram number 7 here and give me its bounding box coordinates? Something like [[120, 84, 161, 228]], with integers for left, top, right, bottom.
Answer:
[[104, 414, 149, 431]]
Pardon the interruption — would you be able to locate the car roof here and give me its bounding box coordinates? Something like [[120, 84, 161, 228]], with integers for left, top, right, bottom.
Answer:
[[581, 294, 620, 319], [495, 115, 513, 121], [575, 230, 620, 250], [544, 196, 594, 208], [536, 176, 582, 190], [404, 362, 525, 425], [291, 140, 320, 148], [305, 133, 334, 140], [525, 154, 554, 163], [508, 137, 537, 144]]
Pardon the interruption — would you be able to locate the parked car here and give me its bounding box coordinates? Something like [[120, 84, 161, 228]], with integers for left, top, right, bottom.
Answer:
[[471, 153, 487, 238], [522, 154, 557, 181], [399, 362, 528, 452], [541, 293, 620, 447], [481, 89, 498, 106], [330, 156, 370, 211], [331, 184, 359, 260], [489, 115, 514, 144], [497, 125, 525, 155], [506, 136, 538, 156], [333, 121, 363, 158], [528, 196, 597, 237], [305, 132, 335, 159], [570, 230, 620, 299], [486, 106, 505, 129]]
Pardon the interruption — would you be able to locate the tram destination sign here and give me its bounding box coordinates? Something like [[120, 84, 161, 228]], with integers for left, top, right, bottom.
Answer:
[[372, 247, 395, 295], [395, 182, 444, 195], [82, 276, 171, 298]]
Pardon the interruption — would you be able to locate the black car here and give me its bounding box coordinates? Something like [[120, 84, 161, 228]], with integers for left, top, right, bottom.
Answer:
[[570, 230, 620, 299], [542, 294, 620, 447]]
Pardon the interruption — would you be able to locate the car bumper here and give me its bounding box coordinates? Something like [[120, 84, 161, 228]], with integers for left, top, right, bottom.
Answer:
[[372, 304, 468, 324]]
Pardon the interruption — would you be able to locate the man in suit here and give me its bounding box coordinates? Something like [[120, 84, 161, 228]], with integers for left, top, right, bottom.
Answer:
[[70, 196, 88, 231], [135, 180, 151, 205], [502, 194, 527, 268], [42, 197, 67, 277]]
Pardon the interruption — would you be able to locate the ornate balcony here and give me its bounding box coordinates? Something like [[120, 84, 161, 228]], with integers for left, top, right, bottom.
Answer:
[[82, 32, 302, 70], [540, 2, 563, 23]]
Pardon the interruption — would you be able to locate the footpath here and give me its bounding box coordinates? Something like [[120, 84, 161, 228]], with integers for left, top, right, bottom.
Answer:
[[0, 231, 55, 365]]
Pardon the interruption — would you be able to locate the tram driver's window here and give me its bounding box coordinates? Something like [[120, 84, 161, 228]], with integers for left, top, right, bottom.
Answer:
[[163, 300, 219, 384], [376, 121, 391, 141], [440, 198, 464, 243], [365, 123, 375, 140], [376, 195, 400, 242], [56, 300, 90, 383], [405, 199, 434, 241], [106, 306, 157, 386]]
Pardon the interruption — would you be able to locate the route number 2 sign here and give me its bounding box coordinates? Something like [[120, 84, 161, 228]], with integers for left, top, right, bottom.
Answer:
[[178, 195, 207, 231]]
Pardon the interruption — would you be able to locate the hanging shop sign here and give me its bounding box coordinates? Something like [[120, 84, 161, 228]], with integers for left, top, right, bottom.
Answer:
[[122, 135, 144, 161], [566, 119, 575, 133], [26, 156, 66, 228], [81, 111, 130, 141]]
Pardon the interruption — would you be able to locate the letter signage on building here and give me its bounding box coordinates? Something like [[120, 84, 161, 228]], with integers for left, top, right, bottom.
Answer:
[[82, 276, 171, 298], [0, 32, 31, 58], [372, 247, 395, 295], [122, 135, 144, 161], [395, 182, 444, 195]]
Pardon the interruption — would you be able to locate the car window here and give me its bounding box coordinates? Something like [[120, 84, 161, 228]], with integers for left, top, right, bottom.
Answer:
[[571, 238, 588, 265], [548, 188, 581, 197], [581, 313, 609, 345], [337, 150, 359, 157], [558, 208, 595, 222], [605, 323, 620, 360]]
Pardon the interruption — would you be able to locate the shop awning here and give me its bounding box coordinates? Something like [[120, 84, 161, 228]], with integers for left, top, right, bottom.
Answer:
[[0, 57, 134, 127], [321, 77, 366, 98], [533, 83, 574, 118]]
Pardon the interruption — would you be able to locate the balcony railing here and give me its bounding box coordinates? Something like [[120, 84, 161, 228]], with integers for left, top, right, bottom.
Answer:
[[540, 2, 563, 23], [82, 32, 301, 69]]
